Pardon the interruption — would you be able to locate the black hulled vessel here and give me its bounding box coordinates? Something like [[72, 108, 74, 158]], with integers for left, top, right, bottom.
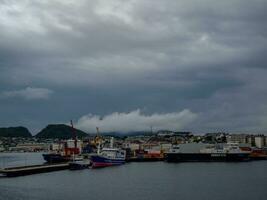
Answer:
[[165, 143, 250, 162]]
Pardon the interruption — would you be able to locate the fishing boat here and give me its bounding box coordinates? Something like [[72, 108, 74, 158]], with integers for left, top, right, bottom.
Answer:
[[91, 136, 126, 168], [91, 148, 126, 168]]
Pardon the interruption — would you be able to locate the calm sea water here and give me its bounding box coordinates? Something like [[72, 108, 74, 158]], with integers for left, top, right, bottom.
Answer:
[[0, 153, 266, 200]]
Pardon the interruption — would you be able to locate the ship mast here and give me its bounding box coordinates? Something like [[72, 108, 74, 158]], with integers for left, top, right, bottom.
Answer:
[[70, 120, 77, 149], [96, 127, 100, 154]]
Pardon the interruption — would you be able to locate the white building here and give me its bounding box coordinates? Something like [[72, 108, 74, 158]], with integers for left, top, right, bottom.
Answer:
[[50, 143, 62, 151], [255, 135, 265, 148], [226, 134, 248, 144], [0, 145, 4, 152], [123, 143, 141, 151], [160, 143, 172, 151]]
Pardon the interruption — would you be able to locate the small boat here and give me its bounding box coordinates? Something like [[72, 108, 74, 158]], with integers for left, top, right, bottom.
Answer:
[[68, 153, 89, 170], [69, 160, 90, 170], [72, 155, 84, 161]]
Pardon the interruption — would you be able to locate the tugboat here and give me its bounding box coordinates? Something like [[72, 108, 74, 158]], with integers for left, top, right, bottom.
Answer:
[[90, 130, 126, 168], [165, 143, 251, 162], [69, 160, 90, 170], [68, 152, 90, 170]]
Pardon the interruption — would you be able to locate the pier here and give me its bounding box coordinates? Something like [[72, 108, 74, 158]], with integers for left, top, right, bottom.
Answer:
[[0, 163, 69, 177], [127, 157, 164, 162]]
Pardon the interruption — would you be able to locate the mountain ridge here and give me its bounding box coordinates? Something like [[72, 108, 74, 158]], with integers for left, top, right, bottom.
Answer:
[[35, 124, 88, 139], [0, 127, 32, 137]]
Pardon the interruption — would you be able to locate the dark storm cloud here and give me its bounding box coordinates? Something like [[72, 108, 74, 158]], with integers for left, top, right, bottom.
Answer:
[[0, 0, 267, 133]]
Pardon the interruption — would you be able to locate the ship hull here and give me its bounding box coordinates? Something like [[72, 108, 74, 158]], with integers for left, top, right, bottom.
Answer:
[[165, 153, 250, 162], [42, 154, 69, 163], [90, 155, 125, 168]]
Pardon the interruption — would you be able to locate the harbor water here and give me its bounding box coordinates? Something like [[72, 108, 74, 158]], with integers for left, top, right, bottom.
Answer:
[[0, 153, 267, 200]]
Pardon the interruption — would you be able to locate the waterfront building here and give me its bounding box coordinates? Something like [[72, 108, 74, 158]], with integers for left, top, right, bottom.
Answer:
[[255, 135, 265, 148], [9, 143, 49, 152], [247, 135, 255, 146], [123, 142, 141, 151], [226, 134, 249, 144], [160, 143, 172, 152], [50, 143, 62, 151]]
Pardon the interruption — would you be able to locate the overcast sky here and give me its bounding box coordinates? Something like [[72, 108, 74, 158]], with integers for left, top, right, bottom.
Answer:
[[0, 0, 267, 134]]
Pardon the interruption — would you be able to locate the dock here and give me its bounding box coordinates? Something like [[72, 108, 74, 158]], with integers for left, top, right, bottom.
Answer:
[[127, 157, 164, 162], [0, 163, 69, 177]]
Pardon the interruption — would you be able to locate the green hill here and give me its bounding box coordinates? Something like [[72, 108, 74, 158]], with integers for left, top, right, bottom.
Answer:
[[0, 127, 32, 137], [36, 124, 88, 139]]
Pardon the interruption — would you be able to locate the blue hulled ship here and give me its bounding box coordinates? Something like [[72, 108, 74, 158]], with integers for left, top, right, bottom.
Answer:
[[91, 137, 126, 168]]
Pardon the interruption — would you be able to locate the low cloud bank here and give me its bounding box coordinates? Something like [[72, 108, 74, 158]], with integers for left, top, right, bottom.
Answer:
[[0, 87, 53, 100], [75, 109, 197, 133]]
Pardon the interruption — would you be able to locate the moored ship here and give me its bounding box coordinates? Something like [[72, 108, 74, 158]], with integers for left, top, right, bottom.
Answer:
[[90, 148, 126, 168], [91, 137, 126, 168], [240, 147, 267, 160], [69, 159, 90, 170], [42, 139, 82, 163], [43, 121, 82, 163], [165, 143, 250, 162], [42, 153, 70, 163]]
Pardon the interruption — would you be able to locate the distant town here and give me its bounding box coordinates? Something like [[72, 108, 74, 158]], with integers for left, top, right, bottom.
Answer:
[[0, 124, 266, 154]]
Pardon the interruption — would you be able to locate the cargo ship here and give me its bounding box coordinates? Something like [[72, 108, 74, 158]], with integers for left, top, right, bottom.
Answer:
[[42, 153, 70, 163], [43, 139, 82, 163], [91, 137, 126, 168], [43, 121, 82, 163], [165, 143, 250, 162]]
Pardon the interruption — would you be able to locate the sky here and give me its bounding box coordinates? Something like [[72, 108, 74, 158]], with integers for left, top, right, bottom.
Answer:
[[0, 0, 267, 134]]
